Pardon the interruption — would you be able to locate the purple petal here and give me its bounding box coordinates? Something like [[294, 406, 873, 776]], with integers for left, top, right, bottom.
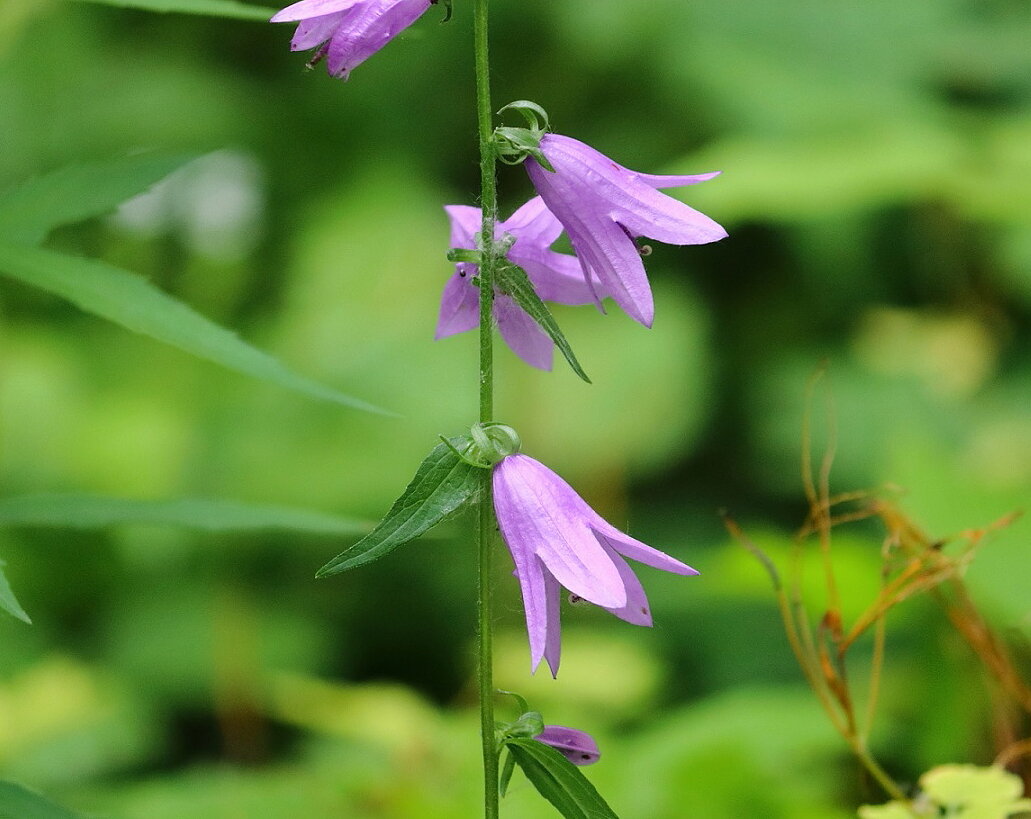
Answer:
[[324, 0, 430, 79], [500, 196, 564, 249], [289, 11, 347, 49], [542, 568, 562, 677], [493, 456, 627, 610], [435, 272, 479, 339], [596, 539, 653, 626], [635, 170, 722, 189], [445, 204, 482, 250], [591, 523, 699, 577], [507, 545, 551, 674], [536, 725, 601, 765], [511, 247, 595, 305], [271, 0, 361, 23], [495, 294, 554, 371], [613, 190, 728, 248]]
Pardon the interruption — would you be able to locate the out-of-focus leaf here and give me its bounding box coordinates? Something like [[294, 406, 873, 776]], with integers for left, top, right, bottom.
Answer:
[[0, 781, 81, 818], [494, 262, 591, 383], [0, 559, 31, 624], [66, 0, 275, 21], [0, 242, 388, 414], [0, 154, 195, 245], [505, 737, 619, 819], [0, 495, 369, 535], [317, 438, 480, 577]]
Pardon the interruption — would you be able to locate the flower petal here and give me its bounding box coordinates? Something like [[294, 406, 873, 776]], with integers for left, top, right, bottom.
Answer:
[[511, 247, 595, 305], [289, 11, 348, 50], [493, 455, 627, 609], [501, 196, 564, 249], [505, 546, 553, 675], [495, 294, 554, 371], [542, 568, 562, 677], [435, 271, 479, 339], [271, 0, 361, 23], [591, 523, 699, 576], [445, 204, 481, 250], [324, 0, 430, 79], [596, 538, 653, 626], [633, 170, 722, 189], [536, 725, 601, 765]]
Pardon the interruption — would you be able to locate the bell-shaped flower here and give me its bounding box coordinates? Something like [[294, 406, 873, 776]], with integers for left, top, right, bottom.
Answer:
[[437, 197, 599, 371], [493, 453, 698, 676], [536, 725, 601, 766], [271, 0, 431, 80], [524, 134, 727, 328]]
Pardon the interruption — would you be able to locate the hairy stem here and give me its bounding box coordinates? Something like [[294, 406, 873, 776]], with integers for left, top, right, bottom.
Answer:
[[473, 0, 499, 815]]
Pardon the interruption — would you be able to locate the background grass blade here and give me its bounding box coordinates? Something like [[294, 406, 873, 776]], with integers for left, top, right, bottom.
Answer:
[[0, 495, 370, 535], [0, 154, 195, 245], [0, 781, 82, 818], [0, 242, 389, 414], [66, 0, 276, 21]]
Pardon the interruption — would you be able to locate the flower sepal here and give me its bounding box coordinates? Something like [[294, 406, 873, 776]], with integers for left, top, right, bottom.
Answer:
[[441, 423, 522, 469], [493, 100, 554, 170]]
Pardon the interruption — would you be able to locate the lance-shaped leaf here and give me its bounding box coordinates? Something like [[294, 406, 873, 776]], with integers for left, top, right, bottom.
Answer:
[[0, 559, 31, 624], [0, 780, 82, 818], [504, 738, 619, 819], [494, 263, 590, 383], [0, 242, 388, 414], [0, 495, 369, 536], [66, 0, 276, 21], [0, 154, 195, 245], [317, 438, 481, 577]]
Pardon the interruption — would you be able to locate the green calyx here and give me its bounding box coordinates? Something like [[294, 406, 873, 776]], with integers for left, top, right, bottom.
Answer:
[[440, 423, 522, 469], [492, 100, 554, 171], [430, 0, 453, 23]]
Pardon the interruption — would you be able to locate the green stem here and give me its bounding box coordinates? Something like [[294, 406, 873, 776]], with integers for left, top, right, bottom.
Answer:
[[473, 0, 498, 816]]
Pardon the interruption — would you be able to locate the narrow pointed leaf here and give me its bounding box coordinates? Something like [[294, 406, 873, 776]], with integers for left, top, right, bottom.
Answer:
[[0, 154, 195, 245], [505, 738, 619, 819], [317, 438, 481, 577], [0, 495, 369, 535], [0, 242, 388, 414], [499, 750, 517, 798], [494, 264, 591, 383], [0, 781, 82, 818], [0, 560, 31, 624], [66, 0, 276, 21]]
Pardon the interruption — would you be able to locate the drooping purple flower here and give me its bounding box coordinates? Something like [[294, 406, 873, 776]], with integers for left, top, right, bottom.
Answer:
[[437, 197, 599, 371], [524, 134, 727, 328], [492, 453, 698, 677], [536, 725, 601, 766], [271, 0, 431, 80]]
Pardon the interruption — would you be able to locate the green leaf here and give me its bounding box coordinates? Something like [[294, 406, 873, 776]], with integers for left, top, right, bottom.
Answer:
[[0, 560, 31, 624], [317, 438, 481, 577], [0, 242, 388, 414], [66, 0, 276, 21], [0, 154, 195, 245], [0, 495, 369, 535], [494, 263, 591, 383], [505, 738, 619, 819], [0, 781, 81, 818], [499, 749, 517, 798]]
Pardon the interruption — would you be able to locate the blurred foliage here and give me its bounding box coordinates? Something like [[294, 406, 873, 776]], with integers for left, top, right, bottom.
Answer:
[[0, 0, 1029, 815]]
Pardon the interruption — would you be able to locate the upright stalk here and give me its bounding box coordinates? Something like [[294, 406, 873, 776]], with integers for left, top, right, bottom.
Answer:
[[473, 0, 499, 815]]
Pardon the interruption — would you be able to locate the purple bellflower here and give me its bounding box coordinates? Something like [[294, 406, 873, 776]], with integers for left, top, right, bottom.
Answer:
[[493, 453, 698, 676], [271, 0, 431, 80], [536, 725, 601, 766], [524, 134, 727, 328], [437, 197, 600, 371]]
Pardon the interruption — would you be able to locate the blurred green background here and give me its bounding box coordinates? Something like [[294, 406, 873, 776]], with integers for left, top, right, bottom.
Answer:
[[1, 0, 1030, 815]]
